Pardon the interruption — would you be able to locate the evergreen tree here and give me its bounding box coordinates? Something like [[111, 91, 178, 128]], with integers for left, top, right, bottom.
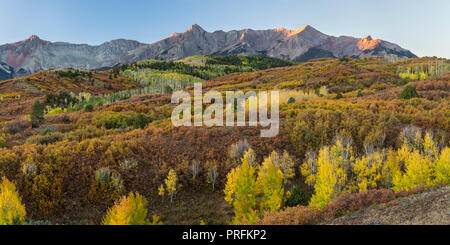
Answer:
[[31, 101, 45, 121], [399, 85, 419, 99]]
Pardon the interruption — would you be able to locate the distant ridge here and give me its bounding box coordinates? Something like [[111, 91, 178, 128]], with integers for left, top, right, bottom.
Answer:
[[0, 25, 416, 79]]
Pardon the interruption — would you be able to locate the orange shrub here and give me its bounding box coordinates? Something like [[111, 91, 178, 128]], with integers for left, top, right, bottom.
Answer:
[[321, 189, 395, 220], [258, 205, 319, 225]]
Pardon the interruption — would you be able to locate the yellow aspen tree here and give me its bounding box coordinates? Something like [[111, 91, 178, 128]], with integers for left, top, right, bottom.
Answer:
[[308, 147, 338, 209], [0, 177, 26, 225], [257, 156, 284, 212], [224, 159, 258, 224], [241, 148, 257, 167], [381, 148, 404, 188], [392, 148, 434, 191], [164, 169, 178, 203], [224, 168, 238, 204], [279, 150, 296, 185], [158, 184, 165, 197], [423, 132, 439, 160], [102, 192, 161, 225], [353, 151, 384, 192], [308, 140, 349, 209], [300, 151, 317, 187], [434, 147, 450, 185], [262, 151, 295, 187]]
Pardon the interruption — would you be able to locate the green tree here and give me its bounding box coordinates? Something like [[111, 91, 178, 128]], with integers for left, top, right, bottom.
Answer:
[[133, 113, 151, 129], [31, 101, 45, 121], [285, 186, 310, 207], [287, 97, 296, 104], [357, 90, 363, 97], [399, 85, 419, 99], [0, 137, 6, 148], [84, 104, 94, 112]]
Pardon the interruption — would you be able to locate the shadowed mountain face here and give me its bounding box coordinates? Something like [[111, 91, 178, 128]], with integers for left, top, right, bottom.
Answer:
[[0, 62, 15, 80], [0, 25, 416, 79]]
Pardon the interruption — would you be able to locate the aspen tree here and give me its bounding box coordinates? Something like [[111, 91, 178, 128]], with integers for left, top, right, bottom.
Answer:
[[257, 156, 284, 212], [205, 160, 219, 191], [164, 169, 178, 203], [102, 192, 161, 225], [224, 159, 258, 224], [0, 177, 26, 225]]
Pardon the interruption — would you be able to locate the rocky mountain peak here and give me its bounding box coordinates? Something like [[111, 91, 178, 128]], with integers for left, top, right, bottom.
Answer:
[[186, 24, 205, 33], [358, 35, 381, 50], [28, 35, 40, 41], [286, 25, 324, 38], [362, 35, 373, 41]]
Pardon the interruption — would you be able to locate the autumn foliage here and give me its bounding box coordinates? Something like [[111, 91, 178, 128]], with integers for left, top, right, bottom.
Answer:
[[0, 56, 447, 224], [102, 192, 161, 225]]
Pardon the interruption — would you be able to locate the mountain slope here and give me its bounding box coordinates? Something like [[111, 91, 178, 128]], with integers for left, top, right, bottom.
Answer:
[[0, 36, 145, 77], [0, 62, 14, 80], [120, 24, 416, 63], [0, 25, 416, 79]]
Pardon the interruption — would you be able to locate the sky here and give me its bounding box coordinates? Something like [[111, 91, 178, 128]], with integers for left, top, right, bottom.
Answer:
[[0, 0, 449, 58]]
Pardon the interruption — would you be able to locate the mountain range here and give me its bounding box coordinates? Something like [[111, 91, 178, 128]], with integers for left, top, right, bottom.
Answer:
[[0, 24, 416, 80]]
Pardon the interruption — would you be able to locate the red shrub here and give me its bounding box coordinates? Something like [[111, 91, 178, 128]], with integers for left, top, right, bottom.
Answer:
[[321, 189, 396, 220], [5, 119, 32, 134]]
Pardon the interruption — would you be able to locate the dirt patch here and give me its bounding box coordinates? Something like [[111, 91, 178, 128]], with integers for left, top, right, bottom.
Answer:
[[13, 81, 41, 94], [325, 186, 450, 225]]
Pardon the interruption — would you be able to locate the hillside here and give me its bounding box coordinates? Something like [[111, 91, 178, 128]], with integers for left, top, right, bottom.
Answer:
[[0, 68, 139, 122], [0, 55, 448, 225], [325, 186, 449, 225]]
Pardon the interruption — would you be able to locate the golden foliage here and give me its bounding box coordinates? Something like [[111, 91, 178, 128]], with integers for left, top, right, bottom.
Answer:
[[0, 177, 26, 225], [224, 157, 258, 224], [102, 192, 161, 225]]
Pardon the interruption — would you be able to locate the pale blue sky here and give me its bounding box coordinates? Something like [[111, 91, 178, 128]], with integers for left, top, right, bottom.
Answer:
[[0, 0, 449, 57]]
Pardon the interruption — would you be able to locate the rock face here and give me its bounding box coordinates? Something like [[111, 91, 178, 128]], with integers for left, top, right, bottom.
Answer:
[[0, 35, 146, 78], [120, 24, 415, 63], [0, 62, 14, 80], [0, 25, 416, 79]]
